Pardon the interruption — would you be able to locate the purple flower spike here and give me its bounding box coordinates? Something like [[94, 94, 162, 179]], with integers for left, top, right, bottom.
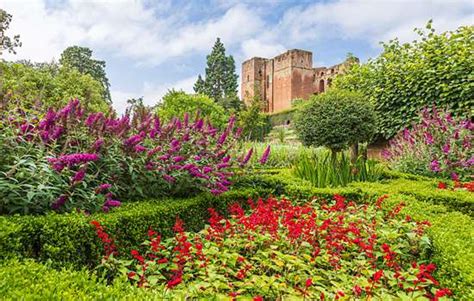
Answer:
[[241, 148, 253, 166], [104, 200, 121, 207], [430, 159, 441, 172], [259, 146, 271, 164], [51, 195, 68, 210], [72, 169, 86, 183]]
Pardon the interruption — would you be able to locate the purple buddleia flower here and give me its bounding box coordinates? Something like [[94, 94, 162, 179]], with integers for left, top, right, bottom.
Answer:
[[183, 112, 189, 126], [203, 166, 212, 174], [93, 138, 104, 151], [173, 156, 185, 163], [194, 119, 204, 130], [222, 156, 230, 163], [158, 154, 170, 161], [424, 132, 434, 145], [217, 131, 228, 145], [430, 159, 441, 172], [104, 200, 121, 207], [217, 162, 229, 169], [240, 148, 253, 166], [96, 184, 112, 193], [450, 172, 459, 181], [210, 189, 222, 195], [72, 169, 86, 183], [134, 145, 147, 153], [259, 146, 271, 164], [102, 206, 110, 213], [194, 155, 202, 161], [442, 143, 450, 154], [234, 127, 243, 139], [51, 195, 68, 210], [163, 174, 176, 183]]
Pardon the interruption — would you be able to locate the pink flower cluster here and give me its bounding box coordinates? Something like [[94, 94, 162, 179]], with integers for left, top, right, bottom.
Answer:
[[383, 106, 473, 180], [12, 99, 263, 213]]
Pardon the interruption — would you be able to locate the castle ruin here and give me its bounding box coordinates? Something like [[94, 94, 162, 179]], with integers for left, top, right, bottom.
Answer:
[[241, 49, 357, 113]]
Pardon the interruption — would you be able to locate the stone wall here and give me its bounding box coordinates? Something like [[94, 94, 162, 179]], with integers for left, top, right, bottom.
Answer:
[[242, 49, 357, 113]]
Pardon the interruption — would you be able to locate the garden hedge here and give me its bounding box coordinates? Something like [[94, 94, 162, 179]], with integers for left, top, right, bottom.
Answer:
[[1, 169, 473, 299], [0, 188, 272, 268], [0, 259, 157, 300]]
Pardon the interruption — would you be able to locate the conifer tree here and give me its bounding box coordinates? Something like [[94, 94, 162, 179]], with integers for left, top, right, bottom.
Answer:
[[194, 38, 241, 110]]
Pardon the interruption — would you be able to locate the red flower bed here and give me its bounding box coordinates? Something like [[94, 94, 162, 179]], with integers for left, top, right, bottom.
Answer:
[[93, 195, 451, 300]]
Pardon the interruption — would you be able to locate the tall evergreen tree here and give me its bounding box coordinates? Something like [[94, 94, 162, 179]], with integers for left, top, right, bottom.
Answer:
[[194, 38, 241, 110], [60, 46, 111, 103]]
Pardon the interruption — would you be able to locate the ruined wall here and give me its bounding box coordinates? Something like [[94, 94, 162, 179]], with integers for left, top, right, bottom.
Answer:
[[241, 49, 356, 114]]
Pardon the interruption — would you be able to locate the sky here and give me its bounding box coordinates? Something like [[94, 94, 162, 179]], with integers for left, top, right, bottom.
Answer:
[[3, 0, 473, 113]]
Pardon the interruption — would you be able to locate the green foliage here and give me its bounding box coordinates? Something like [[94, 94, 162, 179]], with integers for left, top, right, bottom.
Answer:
[[156, 90, 228, 128], [335, 22, 474, 138], [99, 197, 441, 299], [60, 46, 111, 103], [0, 188, 268, 268], [238, 97, 272, 141], [383, 195, 474, 299], [294, 89, 377, 152], [268, 108, 295, 126], [293, 151, 383, 188], [0, 61, 109, 112], [0, 259, 155, 300], [193, 38, 241, 110], [0, 9, 21, 55]]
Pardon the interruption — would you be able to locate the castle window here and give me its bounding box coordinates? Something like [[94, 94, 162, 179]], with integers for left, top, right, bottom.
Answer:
[[247, 75, 249, 82], [258, 70, 262, 77], [320, 72, 324, 76], [319, 79, 325, 93], [313, 74, 316, 82], [266, 75, 270, 88]]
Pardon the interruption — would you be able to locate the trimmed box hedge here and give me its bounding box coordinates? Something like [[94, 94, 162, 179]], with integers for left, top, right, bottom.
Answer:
[[0, 188, 272, 268], [1, 168, 473, 299]]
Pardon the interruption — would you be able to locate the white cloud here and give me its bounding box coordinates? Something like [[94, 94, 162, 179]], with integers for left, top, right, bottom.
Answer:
[[241, 39, 286, 59], [3, 1, 264, 66], [111, 75, 197, 114], [277, 0, 473, 45]]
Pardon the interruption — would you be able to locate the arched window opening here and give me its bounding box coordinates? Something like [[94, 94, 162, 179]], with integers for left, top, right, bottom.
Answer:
[[319, 79, 325, 92]]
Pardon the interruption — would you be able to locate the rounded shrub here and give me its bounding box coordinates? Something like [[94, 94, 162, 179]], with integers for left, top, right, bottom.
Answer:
[[294, 89, 376, 153]]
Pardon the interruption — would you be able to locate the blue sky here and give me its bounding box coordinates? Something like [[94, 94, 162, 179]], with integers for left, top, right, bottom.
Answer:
[[3, 0, 473, 113]]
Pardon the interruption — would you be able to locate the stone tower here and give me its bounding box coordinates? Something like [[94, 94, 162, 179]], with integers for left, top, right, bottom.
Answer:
[[241, 49, 357, 113]]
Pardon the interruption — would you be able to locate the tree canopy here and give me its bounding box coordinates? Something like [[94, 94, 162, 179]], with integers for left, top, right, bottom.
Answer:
[[0, 60, 109, 113], [157, 90, 228, 128], [60, 46, 111, 103], [335, 22, 474, 139], [0, 9, 22, 55], [194, 38, 240, 111]]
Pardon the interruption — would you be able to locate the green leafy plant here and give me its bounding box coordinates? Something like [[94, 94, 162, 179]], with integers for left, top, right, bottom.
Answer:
[[156, 90, 229, 128], [93, 195, 451, 300], [293, 151, 383, 188], [383, 106, 473, 181], [294, 89, 376, 157], [335, 22, 474, 138]]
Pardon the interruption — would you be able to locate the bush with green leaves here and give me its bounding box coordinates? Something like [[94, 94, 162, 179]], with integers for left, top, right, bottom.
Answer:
[[238, 98, 272, 141], [156, 90, 228, 128], [383, 106, 473, 181], [294, 89, 377, 154], [0, 99, 250, 215], [335, 22, 474, 139], [0, 61, 109, 113]]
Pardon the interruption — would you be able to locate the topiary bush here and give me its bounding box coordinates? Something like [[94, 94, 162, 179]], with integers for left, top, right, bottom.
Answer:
[[294, 89, 376, 155]]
